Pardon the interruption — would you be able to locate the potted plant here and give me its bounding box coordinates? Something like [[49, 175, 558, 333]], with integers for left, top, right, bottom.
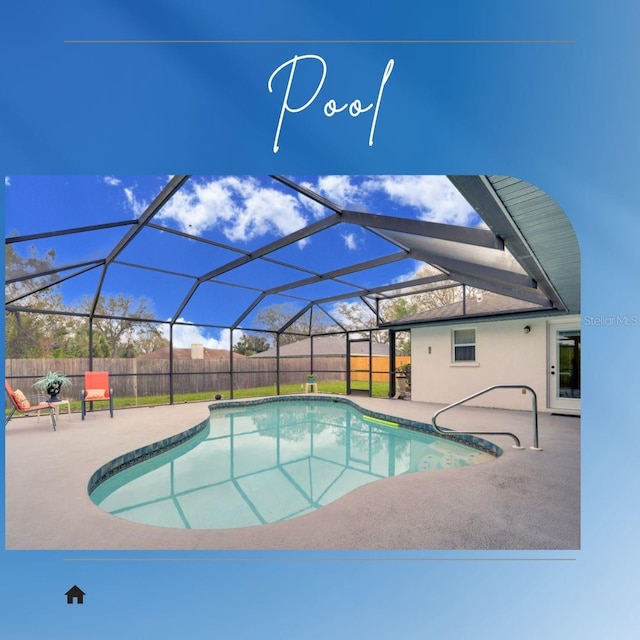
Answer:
[[34, 371, 72, 402], [395, 364, 411, 394], [398, 363, 411, 387], [306, 373, 316, 384]]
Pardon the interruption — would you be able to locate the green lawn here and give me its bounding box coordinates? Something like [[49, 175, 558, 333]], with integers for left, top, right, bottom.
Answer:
[[6, 380, 392, 417]]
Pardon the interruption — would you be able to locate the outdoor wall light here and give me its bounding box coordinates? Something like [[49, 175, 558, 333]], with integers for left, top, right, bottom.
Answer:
[[523, 325, 531, 334]]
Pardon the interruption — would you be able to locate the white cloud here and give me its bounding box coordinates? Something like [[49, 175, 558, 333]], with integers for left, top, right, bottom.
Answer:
[[296, 175, 375, 219], [361, 175, 478, 226], [342, 232, 358, 250], [4, 176, 11, 187], [120, 174, 482, 249], [316, 175, 362, 207], [154, 176, 309, 243], [103, 176, 121, 186], [299, 175, 368, 212], [124, 187, 147, 218], [297, 181, 328, 219], [299, 174, 480, 227], [162, 319, 233, 350]]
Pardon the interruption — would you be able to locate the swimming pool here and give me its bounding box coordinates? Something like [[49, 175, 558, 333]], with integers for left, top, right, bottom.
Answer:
[[89, 397, 498, 530]]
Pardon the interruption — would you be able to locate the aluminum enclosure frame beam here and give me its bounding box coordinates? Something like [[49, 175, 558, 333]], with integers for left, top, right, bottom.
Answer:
[[89, 175, 191, 319], [171, 213, 344, 323]]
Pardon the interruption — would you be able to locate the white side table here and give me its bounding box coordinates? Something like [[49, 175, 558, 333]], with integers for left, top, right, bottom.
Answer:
[[37, 399, 71, 422]]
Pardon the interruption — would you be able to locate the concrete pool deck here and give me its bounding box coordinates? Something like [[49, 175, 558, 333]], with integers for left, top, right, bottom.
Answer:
[[5, 395, 580, 550]]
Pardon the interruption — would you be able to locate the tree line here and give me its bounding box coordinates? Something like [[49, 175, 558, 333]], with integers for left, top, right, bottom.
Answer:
[[5, 244, 168, 359], [7, 244, 467, 359]]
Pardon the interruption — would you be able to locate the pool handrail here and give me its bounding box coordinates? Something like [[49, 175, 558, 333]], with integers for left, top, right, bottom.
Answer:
[[431, 384, 541, 451]]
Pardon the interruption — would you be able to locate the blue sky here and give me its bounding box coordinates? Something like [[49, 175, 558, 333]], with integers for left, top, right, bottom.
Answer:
[[6, 174, 482, 347]]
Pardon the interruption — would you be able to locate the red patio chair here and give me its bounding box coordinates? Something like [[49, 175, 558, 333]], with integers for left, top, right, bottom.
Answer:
[[81, 371, 114, 420], [5, 380, 57, 430]]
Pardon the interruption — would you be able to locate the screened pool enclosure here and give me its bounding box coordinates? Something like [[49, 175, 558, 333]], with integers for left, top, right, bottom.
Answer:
[[5, 175, 578, 405]]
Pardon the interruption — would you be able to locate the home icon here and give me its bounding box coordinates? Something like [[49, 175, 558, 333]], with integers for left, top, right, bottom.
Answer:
[[65, 585, 85, 605]]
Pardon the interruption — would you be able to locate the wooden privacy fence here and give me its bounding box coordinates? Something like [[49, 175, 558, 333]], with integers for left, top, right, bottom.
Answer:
[[349, 355, 411, 382], [5, 357, 339, 399], [5, 355, 409, 399]]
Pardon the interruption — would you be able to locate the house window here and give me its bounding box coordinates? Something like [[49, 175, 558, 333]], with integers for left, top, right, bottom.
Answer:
[[453, 328, 476, 362]]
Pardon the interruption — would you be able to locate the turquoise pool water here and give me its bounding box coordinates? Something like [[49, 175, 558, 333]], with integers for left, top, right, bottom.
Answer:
[[90, 399, 496, 530]]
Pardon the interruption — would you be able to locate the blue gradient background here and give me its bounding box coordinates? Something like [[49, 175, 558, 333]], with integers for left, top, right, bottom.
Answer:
[[1, 1, 639, 637]]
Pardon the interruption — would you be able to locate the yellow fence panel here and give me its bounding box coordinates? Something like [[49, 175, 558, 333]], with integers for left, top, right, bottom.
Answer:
[[349, 356, 410, 382]]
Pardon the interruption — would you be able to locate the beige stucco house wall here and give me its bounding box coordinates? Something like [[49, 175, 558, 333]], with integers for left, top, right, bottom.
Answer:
[[410, 314, 580, 412]]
